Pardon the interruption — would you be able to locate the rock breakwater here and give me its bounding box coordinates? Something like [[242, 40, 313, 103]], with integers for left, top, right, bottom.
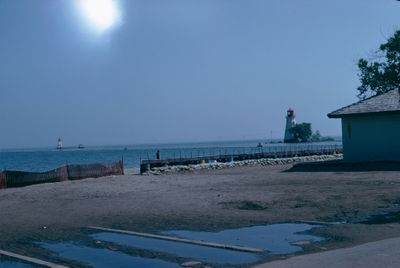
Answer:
[[143, 154, 343, 175]]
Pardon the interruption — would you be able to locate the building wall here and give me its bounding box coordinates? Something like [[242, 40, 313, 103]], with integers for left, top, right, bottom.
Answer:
[[341, 113, 400, 161]]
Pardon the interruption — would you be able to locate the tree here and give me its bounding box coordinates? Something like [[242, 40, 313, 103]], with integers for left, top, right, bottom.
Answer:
[[290, 123, 312, 143], [310, 130, 321, 142], [357, 30, 400, 99]]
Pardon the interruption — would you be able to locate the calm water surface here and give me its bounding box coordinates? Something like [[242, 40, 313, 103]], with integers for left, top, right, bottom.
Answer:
[[0, 260, 38, 268], [0, 140, 340, 172], [7, 223, 325, 268], [40, 243, 180, 268]]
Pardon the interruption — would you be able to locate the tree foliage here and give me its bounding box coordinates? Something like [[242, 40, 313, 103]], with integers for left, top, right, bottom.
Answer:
[[357, 30, 400, 99], [290, 123, 312, 143], [310, 130, 321, 142]]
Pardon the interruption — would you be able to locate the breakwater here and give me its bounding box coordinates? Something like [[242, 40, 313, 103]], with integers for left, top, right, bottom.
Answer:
[[0, 160, 124, 189], [140, 145, 342, 174], [142, 155, 343, 175]]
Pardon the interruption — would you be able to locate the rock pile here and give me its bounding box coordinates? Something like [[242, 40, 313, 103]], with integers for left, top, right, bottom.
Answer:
[[142, 154, 343, 175]]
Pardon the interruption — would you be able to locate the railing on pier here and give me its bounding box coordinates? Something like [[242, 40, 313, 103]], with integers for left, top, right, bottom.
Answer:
[[140, 144, 342, 174]]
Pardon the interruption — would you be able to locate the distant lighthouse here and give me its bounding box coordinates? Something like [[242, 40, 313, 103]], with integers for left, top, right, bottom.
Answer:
[[57, 138, 63, 150], [284, 108, 296, 143]]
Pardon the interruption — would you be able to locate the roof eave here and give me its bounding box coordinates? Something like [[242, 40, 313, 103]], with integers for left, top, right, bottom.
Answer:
[[327, 110, 400, 119], [327, 113, 341, 118]]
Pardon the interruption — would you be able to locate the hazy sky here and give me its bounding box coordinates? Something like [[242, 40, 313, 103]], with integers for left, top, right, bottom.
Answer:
[[1, 0, 399, 148]]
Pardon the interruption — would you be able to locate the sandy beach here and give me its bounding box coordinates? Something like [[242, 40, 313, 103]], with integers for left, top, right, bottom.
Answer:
[[1, 163, 400, 265]]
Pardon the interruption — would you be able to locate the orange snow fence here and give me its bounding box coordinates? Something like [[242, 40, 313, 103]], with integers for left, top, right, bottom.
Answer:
[[0, 160, 124, 189]]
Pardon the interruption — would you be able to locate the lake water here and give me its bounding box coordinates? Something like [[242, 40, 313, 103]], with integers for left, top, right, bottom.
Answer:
[[0, 140, 341, 172]]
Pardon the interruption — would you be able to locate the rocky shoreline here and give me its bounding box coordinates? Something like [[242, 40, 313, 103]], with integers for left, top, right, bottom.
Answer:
[[143, 154, 343, 175]]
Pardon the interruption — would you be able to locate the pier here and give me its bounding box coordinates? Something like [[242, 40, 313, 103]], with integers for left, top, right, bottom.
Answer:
[[140, 144, 342, 174]]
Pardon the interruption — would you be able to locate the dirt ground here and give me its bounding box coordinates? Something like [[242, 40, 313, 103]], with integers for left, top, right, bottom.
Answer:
[[1, 164, 400, 264]]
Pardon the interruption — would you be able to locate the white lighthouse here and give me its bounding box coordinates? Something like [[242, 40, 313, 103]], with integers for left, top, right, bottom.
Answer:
[[57, 138, 63, 150], [284, 108, 296, 143]]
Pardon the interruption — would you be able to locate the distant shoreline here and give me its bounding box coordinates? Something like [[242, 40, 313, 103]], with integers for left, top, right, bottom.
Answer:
[[0, 137, 342, 152]]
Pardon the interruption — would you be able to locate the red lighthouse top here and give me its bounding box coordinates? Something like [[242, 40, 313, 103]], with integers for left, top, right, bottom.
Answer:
[[287, 108, 295, 117]]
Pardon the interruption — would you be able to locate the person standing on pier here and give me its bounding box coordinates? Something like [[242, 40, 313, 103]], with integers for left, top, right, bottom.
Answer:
[[156, 149, 161, 160]]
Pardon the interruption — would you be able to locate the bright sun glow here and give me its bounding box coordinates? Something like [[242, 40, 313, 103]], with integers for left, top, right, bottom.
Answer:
[[77, 0, 121, 33]]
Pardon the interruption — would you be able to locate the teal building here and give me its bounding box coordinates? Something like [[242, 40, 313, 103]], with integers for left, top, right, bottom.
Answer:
[[328, 89, 400, 162]]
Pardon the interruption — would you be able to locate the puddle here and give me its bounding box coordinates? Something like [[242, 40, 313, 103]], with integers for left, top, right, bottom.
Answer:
[[0, 259, 39, 268], [163, 223, 324, 255], [91, 232, 260, 265], [354, 210, 400, 224], [344, 208, 400, 225], [91, 223, 323, 265], [34, 223, 324, 267], [40, 242, 180, 268]]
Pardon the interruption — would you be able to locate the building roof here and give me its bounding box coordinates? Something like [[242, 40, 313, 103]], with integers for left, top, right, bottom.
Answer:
[[328, 89, 400, 118]]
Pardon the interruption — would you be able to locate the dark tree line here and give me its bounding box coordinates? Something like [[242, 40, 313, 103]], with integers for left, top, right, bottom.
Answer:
[[289, 123, 333, 143]]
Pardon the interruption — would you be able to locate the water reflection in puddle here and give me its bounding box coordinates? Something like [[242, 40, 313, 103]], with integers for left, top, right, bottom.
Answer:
[[351, 210, 400, 225], [38, 223, 324, 267], [0, 260, 38, 268], [40, 243, 180, 268], [163, 223, 324, 254], [91, 223, 323, 265], [92, 232, 259, 265]]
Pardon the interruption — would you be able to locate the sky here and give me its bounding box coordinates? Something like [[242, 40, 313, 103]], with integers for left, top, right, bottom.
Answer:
[[0, 0, 399, 148]]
